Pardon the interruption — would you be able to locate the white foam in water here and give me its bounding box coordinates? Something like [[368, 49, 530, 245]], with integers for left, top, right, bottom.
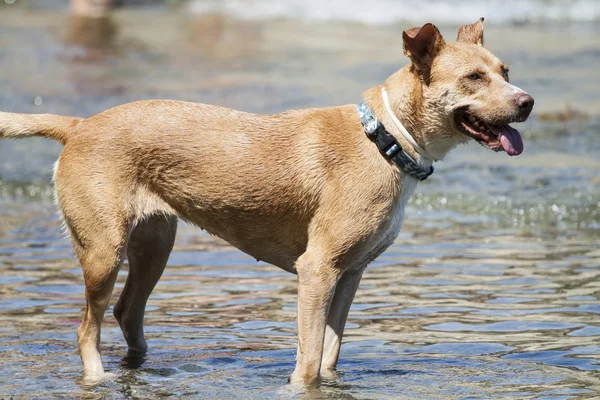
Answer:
[[188, 0, 599, 24]]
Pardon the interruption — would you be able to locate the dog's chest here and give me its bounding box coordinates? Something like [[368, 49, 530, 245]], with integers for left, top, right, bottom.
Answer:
[[361, 174, 420, 264], [383, 175, 419, 241]]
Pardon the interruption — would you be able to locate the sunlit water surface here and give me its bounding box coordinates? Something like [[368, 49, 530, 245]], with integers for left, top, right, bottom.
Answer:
[[0, 8, 599, 399]]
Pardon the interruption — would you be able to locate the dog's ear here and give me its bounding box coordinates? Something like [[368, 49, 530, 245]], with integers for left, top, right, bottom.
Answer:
[[402, 23, 446, 79], [457, 17, 485, 46]]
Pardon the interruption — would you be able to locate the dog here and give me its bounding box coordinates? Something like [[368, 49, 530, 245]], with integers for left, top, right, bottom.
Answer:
[[0, 18, 533, 386]]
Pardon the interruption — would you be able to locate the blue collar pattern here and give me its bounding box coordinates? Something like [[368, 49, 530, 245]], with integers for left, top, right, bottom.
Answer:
[[357, 101, 434, 181]]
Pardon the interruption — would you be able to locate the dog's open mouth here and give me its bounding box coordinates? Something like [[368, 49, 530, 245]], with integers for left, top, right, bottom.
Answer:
[[455, 109, 524, 156]]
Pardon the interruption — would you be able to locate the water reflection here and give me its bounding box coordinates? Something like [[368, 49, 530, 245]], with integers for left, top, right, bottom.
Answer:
[[62, 15, 119, 63], [186, 14, 263, 61]]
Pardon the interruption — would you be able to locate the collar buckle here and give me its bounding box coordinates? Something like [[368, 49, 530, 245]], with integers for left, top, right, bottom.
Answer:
[[364, 118, 379, 136], [357, 100, 434, 182]]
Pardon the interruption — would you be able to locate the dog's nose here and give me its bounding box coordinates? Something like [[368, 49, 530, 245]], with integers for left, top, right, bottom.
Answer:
[[516, 93, 534, 116]]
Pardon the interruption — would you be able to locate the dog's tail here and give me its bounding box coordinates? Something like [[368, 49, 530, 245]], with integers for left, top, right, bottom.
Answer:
[[0, 111, 83, 145]]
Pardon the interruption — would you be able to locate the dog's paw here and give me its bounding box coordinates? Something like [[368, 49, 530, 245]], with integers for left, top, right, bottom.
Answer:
[[78, 371, 117, 389], [319, 368, 340, 382], [289, 370, 321, 387]]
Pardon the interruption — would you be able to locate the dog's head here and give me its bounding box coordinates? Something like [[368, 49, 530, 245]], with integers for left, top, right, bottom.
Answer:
[[398, 18, 533, 158]]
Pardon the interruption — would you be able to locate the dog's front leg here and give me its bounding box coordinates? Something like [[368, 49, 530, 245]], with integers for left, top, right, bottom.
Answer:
[[290, 252, 341, 386], [320, 267, 364, 376]]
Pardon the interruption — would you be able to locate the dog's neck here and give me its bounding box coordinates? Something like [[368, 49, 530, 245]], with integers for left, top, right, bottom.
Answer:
[[363, 66, 439, 162]]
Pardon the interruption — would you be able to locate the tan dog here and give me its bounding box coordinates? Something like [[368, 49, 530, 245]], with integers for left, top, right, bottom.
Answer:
[[0, 19, 533, 386]]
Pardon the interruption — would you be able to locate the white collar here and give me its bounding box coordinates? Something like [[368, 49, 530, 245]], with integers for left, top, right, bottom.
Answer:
[[381, 87, 433, 161]]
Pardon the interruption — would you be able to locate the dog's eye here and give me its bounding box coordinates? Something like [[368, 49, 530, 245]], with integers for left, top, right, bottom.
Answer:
[[466, 73, 482, 80], [502, 68, 510, 80]]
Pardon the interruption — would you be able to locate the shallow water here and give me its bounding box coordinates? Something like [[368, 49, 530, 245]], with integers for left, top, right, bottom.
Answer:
[[0, 8, 599, 399]]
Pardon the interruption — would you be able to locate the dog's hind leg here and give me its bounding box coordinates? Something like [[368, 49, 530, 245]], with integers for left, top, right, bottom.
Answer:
[[114, 214, 177, 358], [54, 156, 132, 382], [67, 214, 129, 382]]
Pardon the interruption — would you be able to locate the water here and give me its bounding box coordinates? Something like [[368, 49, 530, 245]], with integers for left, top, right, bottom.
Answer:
[[0, 5, 599, 399]]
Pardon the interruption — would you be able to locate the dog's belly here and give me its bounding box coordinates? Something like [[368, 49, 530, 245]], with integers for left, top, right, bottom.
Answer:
[[138, 178, 313, 273], [180, 207, 309, 273]]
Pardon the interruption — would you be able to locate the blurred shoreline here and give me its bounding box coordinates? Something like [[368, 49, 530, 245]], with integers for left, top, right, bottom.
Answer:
[[2, 0, 600, 24]]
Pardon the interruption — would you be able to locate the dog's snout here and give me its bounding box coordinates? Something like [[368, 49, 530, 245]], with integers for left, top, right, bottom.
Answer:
[[516, 93, 534, 116]]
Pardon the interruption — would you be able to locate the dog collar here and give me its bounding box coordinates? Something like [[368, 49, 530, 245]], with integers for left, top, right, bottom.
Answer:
[[357, 101, 434, 181]]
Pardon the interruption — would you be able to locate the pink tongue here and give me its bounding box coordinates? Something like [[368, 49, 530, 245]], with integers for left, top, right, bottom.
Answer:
[[489, 124, 524, 156]]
